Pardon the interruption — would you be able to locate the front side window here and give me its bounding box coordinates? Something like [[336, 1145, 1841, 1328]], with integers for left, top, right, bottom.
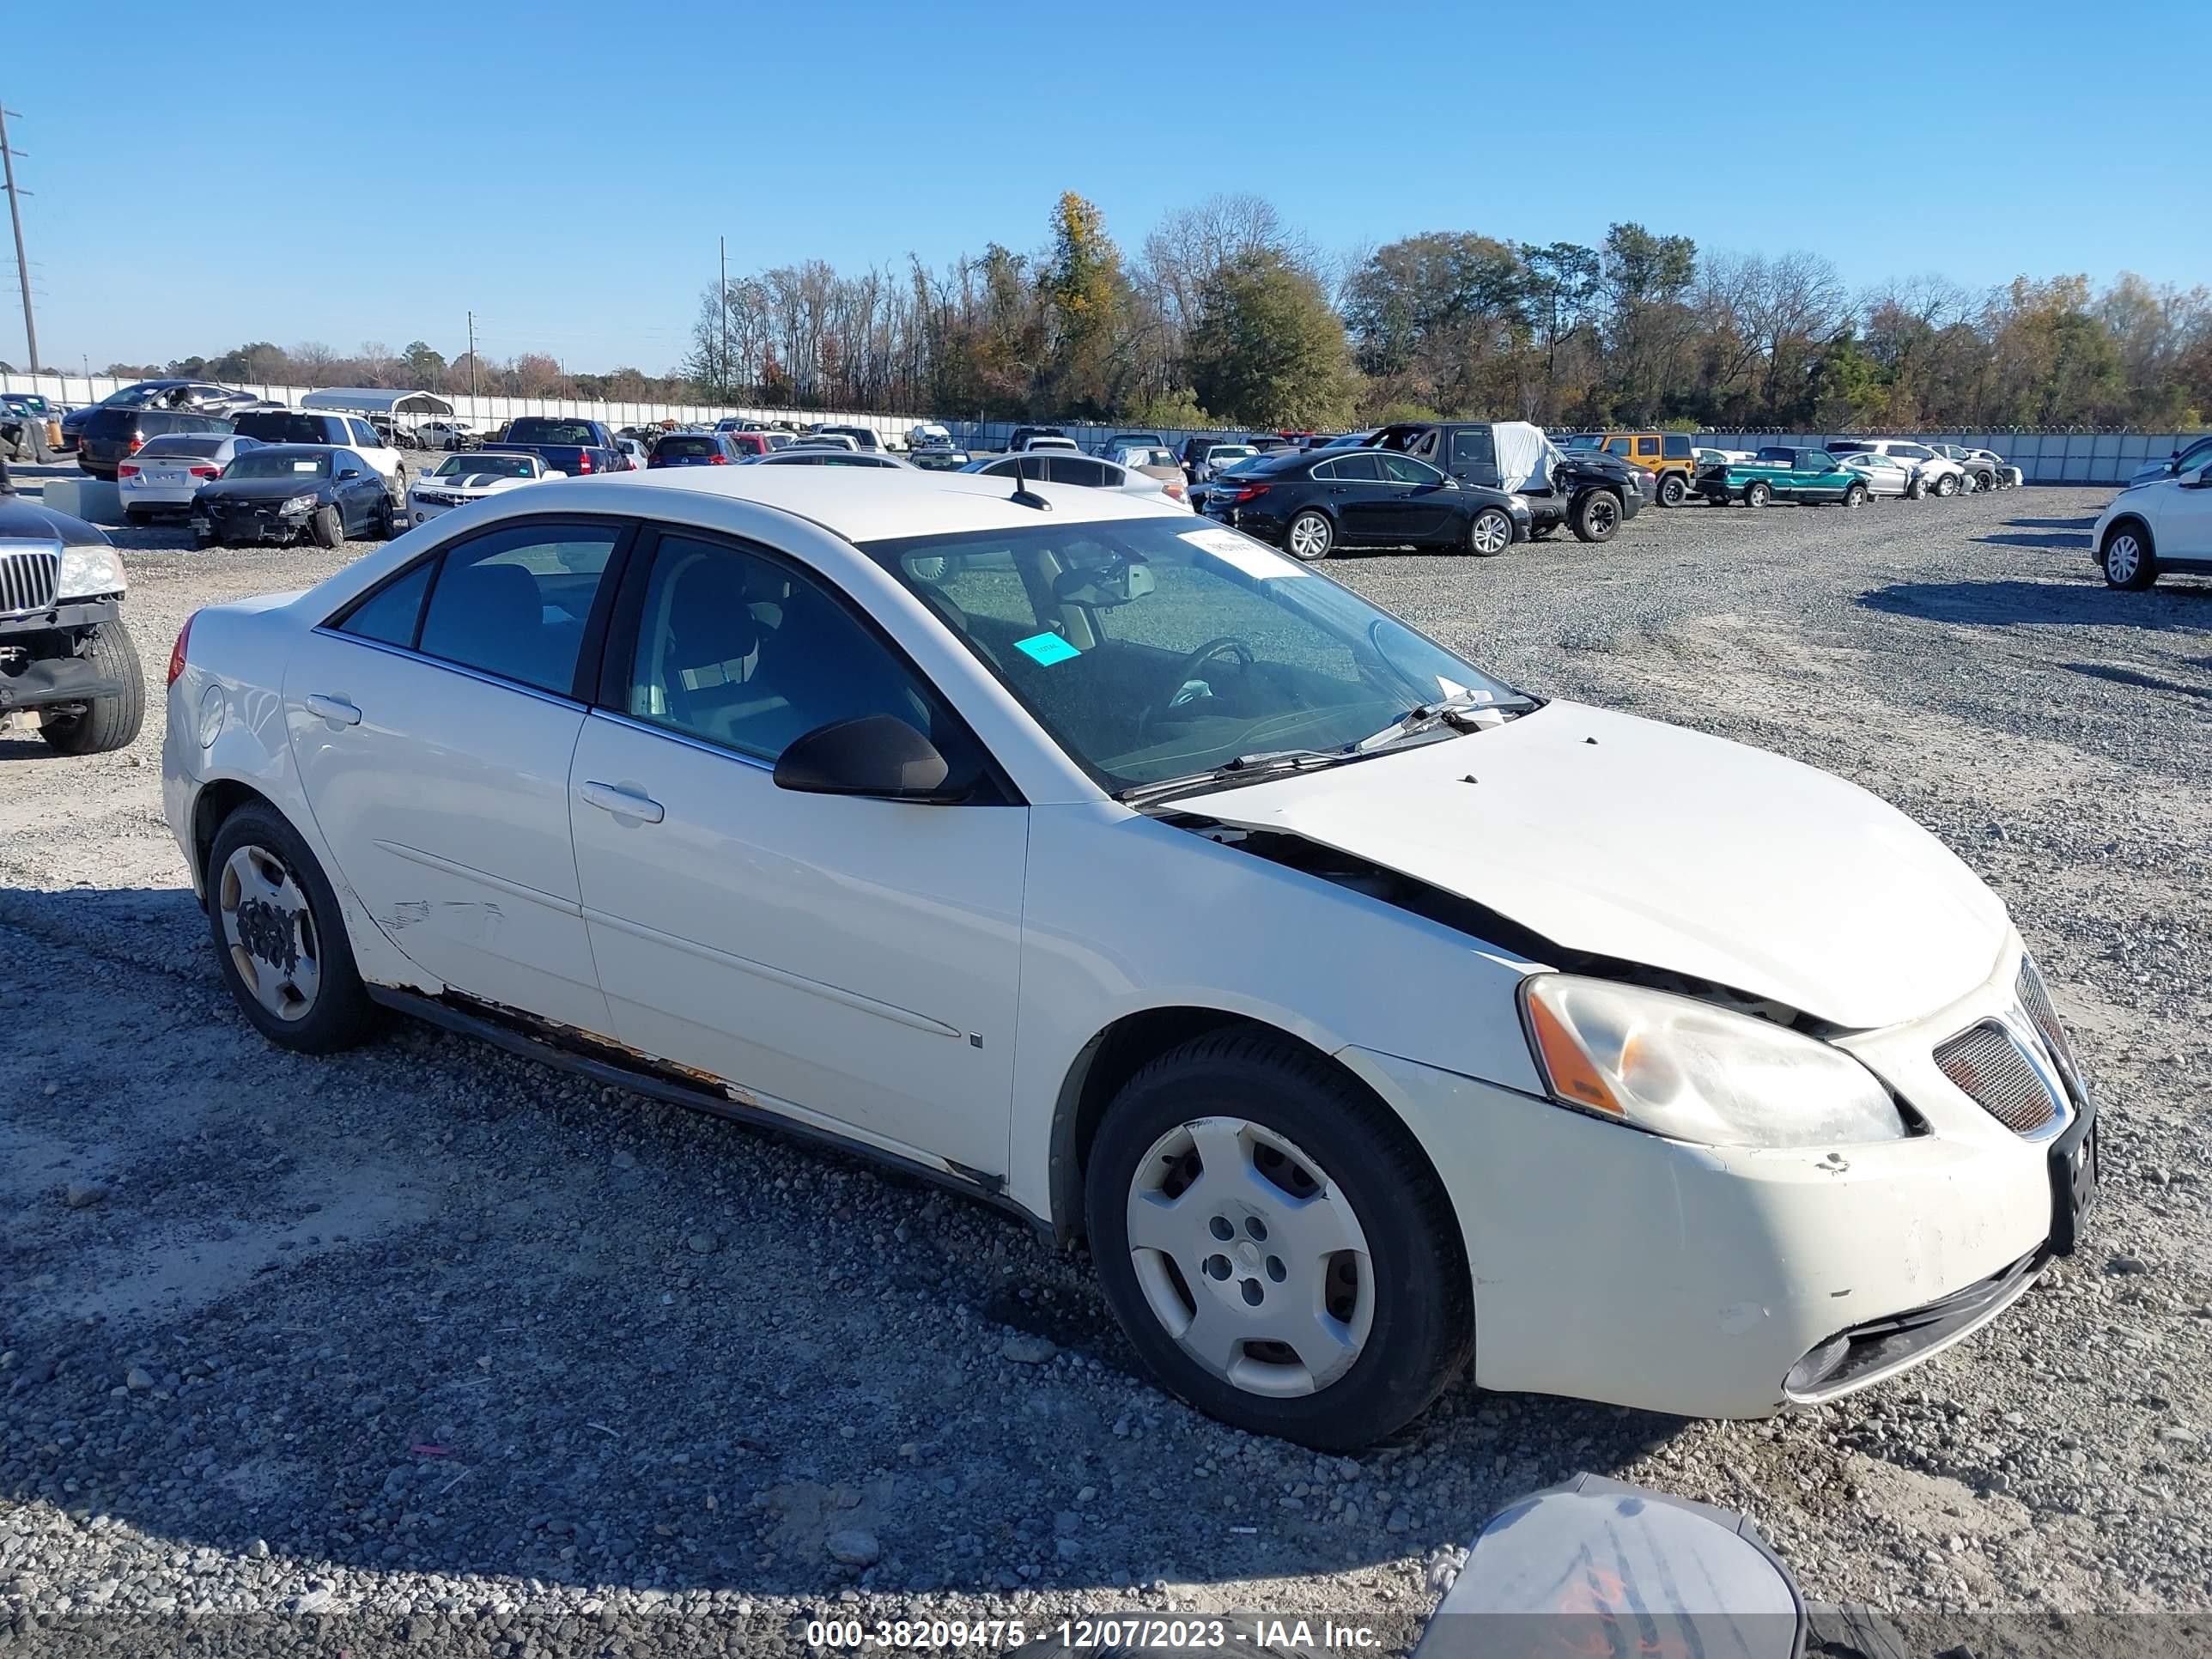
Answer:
[[1605, 437, 1632, 457], [415, 523, 623, 696], [348, 418, 385, 449], [862, 519, 1525, 792], [1895, 445, 1932, 462], [1379, 453, 1444, 486], [623, 535, 966, 768], [1802, 452, 1837, 471]]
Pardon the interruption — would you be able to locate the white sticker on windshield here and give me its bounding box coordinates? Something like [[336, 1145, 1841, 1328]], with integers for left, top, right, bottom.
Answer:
[[1179, 526, 1310, 580]]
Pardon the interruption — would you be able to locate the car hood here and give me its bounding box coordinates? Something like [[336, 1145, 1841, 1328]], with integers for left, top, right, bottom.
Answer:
[[198, 477, 328, 504], [417, 472, 529, 492], [1164, 702, 2009, 1030]]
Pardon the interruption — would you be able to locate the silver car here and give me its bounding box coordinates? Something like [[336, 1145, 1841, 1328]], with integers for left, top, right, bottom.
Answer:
[[1837, 451, 1920, 500], [118, 434, 264, 522]]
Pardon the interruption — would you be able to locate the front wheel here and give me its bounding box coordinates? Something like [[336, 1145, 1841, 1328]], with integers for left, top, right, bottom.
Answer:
[[1285, 509, 1334, 562], [1467, 506, 1514, 556], [309, 504, 343, 550], [37, 621, 145, 756], [1571, 488, 1622, 542], [1933, 471, 1959, 497], [1743, 480, 1772, 508], [1084, 1031, 1472, 1450], [2103, 526, 2157, 590], [205, 803, 380, 1053], [1656, 472, 1687, 507], [1843, 482, 1868, 507]]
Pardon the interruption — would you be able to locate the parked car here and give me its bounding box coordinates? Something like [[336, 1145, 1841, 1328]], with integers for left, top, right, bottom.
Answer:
[[961, 451, 1188, 509], [229, 409, 411, 502], [1007, 426, 1071, 453], [0, 495, 143, 753], [405, 450, 563, 528], [1835, 451, 1921, 500], [118, 434, 264, 522], [60, 380, 259, 452], [1011, 434, 1080, 456], [615, 438, 649, 471], [747, 448, 914, 469], [76, 405, 236, 481], [794, 433, 862, 453], [2092, 453, 2212, 589], [412, 418, 482, 452], [1566, 431, 1701, 507], [907, 444, 974, 472], [1199, 446, 1528, 559], [1, 391, 59, 460], [648, 432, 746, 468], [907, 422, 955, 451], [1826, 441, 1966, 497], [1697, 447, 1865, 507], [1102, 432, 1168, 453], [189, 445, 394, 549], [1102, 444, 1192, 502], [2127, 433, 2212, 489], [495, 416, 624, 479], [712, 431, 776, 459], [1188, 441, 1258, 484], [1371, 422, 1641, 544], [164, 465, 2098, 1449], [1246, 435, 1299, 454], [813, 424, 883, 453]]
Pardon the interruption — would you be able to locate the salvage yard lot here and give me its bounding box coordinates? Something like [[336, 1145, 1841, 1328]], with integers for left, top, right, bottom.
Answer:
[[3, 478, 2209, 1650]]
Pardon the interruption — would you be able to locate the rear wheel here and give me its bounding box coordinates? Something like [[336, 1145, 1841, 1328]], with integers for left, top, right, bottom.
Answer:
[[36, 621, 145, 757], [1285, 509, 1334, 562], [374, 495, 397, 539], [1570, 488, 1621, 543], [1744, 480, 1772, 508], [1467, 506, 1514, 556], [2102, 525, 2157, 590], [1084, 1030, 1472, 1450], [1656, 472, 1687, 507], [205, 803, 380, 1053]]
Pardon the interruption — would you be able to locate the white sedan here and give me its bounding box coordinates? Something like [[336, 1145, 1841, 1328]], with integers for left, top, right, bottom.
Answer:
[[118, 434, 264, 521], [161, 468, 2097, 1449], [403, 450, 564, 526], [962, 450, 1189, 508]]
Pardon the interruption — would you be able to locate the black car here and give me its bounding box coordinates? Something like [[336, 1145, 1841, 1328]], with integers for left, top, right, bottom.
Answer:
[[1370, 422, 1642, 543], [0, 496, 145, 754], [76, 405, 235, 481], [1200, 447, 1532, 562], [190, 446, 393, 550], [648, 431, 743, 467], [60, 380, 258, 452], [1006, 425, 1070, 453]]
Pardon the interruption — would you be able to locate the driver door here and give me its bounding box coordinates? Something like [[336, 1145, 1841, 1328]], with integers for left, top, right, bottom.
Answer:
[[1375, 453, 1458, 539]]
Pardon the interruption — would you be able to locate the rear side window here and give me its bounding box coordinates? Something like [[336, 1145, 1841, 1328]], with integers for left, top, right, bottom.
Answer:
[[1448, 428, 1494, 467], [414, 523, 625, 696], [348, 418, 381, 448], [337, 559, 437, 649], [1635, 436, 1660, 458], [1663, 434, 1692, 459], [1044, 457, 1111, 488]]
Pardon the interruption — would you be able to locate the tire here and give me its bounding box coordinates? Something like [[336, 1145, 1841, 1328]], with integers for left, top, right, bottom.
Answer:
[[1656, 472, 1687, 507], [204, 802, 380, 1054], [2102, 523, 2157, 591], [1843, 482, 1868, 507], [1466, 506, 1514, 557], [125, 507, 151, 526], [374, 495, 397, 539], [389, 465, 408, 505], [1284, 509, 1334, 562], [1570, 488, 1622, 543], [1933, 471, 1959, 497], [309, 504, 343, 550], [1743, 480, 1771, 508], [1906, 475, 1927, 501], [36, 621, 146, 756], [1976, 470, 1994, 493], [1083, 1030, 1472, 1450]]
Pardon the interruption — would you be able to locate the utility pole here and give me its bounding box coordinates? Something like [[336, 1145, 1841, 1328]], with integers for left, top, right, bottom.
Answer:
[[466, 310, 477, 402], [719, 236, 729, 403], [0, 104, 40, 371]]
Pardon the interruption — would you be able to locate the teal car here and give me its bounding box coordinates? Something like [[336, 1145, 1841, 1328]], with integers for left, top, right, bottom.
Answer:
[[1696, 446, 1867, 508]]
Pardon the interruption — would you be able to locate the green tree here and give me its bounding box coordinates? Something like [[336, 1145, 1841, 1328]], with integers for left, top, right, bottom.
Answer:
[[1039, 192, 1128, 417], [401, 340, 447, 388], [1188, 250, 1357, 428]]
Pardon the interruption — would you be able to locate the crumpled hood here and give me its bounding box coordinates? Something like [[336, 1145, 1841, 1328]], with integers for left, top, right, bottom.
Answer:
[[1167, 701, 2010, 1030]]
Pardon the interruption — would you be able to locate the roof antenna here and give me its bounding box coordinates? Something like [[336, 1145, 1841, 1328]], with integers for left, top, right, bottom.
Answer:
[[1009, 453, 1052, 512]]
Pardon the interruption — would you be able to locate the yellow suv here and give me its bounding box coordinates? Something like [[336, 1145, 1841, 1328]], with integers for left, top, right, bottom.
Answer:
[[1565, 431, 1700, 507]]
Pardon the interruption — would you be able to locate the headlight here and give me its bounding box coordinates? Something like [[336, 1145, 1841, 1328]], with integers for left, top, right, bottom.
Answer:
[[57, 544, 127, 600], [281, 494, 319, 515], [1520, 975, 1907, 1148]]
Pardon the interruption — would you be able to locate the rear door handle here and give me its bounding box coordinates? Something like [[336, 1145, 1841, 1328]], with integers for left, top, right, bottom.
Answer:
[[578, 781, 665, 823], [304, 694, 362, 727]]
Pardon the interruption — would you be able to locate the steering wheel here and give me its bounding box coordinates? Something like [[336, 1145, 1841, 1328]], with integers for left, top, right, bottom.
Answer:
[[1139, 636, 1255, 738]]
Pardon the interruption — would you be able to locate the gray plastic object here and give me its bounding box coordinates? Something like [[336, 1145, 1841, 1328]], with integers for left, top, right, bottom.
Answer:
[[1412, 1472, 1807, 1659]]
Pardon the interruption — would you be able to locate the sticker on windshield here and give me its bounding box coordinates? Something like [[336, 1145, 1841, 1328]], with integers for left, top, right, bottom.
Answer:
[[1014, 631, 1082, 665], [1179, 526, 1310, 580]]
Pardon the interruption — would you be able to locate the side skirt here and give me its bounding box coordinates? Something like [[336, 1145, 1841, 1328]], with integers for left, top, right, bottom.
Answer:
[[366, 985, 1050, 1237]]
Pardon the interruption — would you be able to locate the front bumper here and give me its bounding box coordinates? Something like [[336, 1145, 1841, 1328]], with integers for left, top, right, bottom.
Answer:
[[0, 600, 128, 709], [192, 506, 307, 544]]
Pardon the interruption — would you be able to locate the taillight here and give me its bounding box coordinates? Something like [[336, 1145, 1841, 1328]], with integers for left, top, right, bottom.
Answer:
[[167, 613, 196, 688], [118, 463, 141, 478], [709, 454, 729, 464], [126, 435, 144, 453], [575, 454, 592, 472], [1165, 483, 1186, 499], [1229, 483, 1271, 503], [190, 465, 219, 479]]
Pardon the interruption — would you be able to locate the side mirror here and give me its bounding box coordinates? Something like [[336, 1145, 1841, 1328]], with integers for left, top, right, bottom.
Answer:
[[773, 714, 963, 801], [337, 465, 363, 479]]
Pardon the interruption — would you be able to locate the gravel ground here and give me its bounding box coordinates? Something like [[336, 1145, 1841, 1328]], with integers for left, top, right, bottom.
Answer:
[[2, 469, 2209, 1656]]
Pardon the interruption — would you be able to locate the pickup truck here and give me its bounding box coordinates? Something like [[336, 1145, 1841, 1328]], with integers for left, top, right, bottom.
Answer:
[[1696, 447, 1866, 507], [1370, 420, 1643, 542], [495, 416, 627, 477]]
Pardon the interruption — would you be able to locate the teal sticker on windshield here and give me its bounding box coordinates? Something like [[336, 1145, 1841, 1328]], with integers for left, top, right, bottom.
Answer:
[[1014, 631, 1081, 665]]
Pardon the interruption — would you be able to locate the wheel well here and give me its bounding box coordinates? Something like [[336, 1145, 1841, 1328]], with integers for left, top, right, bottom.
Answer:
[[1046, 1008, 1405, 1245], [2103, 514, 2152, 553], [190, 779, 274, 902]]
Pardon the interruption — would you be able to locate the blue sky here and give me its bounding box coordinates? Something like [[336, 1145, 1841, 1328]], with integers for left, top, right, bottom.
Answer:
[[8, 0, 2206, 376]]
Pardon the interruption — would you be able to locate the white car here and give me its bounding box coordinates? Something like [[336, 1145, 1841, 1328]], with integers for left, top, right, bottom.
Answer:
[[1827, 441, 1966, 497], [908, 422, 954, 451], [411, 420, 481, 452], [118, 434, 264, 522], [1928, 445, 2011, 492], [162, 468, 2097, 1449], [404, 450, 565, 527], [2128, 433, 2212, 489], [962, 451, 1190, 509], [2091, 452, 2212, 589], [1194, 442, 1258, 483], [748, 448, 915, 470], [1835, 451, 1921, 500], [1009, 434, 1081, 455]]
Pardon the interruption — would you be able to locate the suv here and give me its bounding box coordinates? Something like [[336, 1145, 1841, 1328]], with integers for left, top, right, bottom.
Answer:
[[230, 410, 410, 502], [1568, 431, 1700, 507], [1008, 425, 1071, 453], [1826, 440, 1966, 497], [76, 405, 235, 481], [0, 496, 145, 755], [1372, 421, 1642, 542]]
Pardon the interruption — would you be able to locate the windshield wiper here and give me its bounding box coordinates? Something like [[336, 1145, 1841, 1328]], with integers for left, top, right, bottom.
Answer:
[[1115, 748, 1349, 808], [1351, 691, 1532, 753]]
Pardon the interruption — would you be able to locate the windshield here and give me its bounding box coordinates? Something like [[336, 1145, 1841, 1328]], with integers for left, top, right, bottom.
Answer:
[[860, 518, 1522, 792], [1565, 434, 1604, 448], [436, 453, 535, 478], [225, 450, 330, 480], [1206, 446, 1257, 461]]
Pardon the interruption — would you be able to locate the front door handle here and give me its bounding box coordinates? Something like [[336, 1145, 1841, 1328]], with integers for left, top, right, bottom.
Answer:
[[578, 781, 665, 823], [304, 694, 362, 727]]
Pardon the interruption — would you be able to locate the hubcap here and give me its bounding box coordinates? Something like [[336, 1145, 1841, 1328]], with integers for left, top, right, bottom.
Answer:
[[2108, 535, 2140, 581], [218, 846, 322, 1021], [1126, 1116, 1374, 1398], [1590, 499, 1618, 532], [1472, 512, 1510, 553], [1289, 516, 1328, 558]]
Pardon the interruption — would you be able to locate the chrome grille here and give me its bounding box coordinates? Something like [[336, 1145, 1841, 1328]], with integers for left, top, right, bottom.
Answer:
[[1935, 1021, 2059, 1134], [2016, 958, 2079, 1081], [0, 546, 60, 618]]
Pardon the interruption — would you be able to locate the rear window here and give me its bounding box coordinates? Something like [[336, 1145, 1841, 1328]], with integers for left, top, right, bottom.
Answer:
[[137, 435, 229, 459], [1754, 448, 1799, 465], [656, 436, 720, 458], [507, 419, 598, 446], [236, 411, 337, 445]]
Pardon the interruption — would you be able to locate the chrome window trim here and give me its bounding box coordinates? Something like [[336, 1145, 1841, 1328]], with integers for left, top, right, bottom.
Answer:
[[307, 627, 588, 713]]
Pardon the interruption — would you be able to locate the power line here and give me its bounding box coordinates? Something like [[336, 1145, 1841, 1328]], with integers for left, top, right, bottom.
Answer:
[[0, 102, 38, 371]]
